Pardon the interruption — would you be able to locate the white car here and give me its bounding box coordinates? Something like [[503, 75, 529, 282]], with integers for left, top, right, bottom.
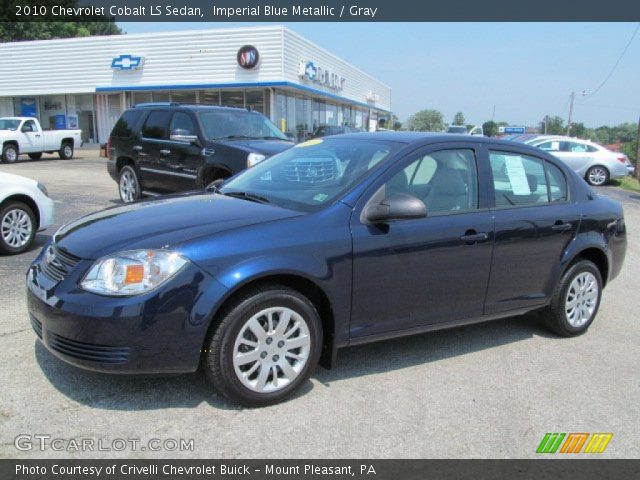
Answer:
[[0, 117, 82, 163], [0, 172, 54, 254], [529, 136, 629, 186]]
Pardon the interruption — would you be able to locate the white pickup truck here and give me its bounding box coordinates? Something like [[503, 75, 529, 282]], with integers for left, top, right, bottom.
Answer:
[[0, 117, 82, 163]]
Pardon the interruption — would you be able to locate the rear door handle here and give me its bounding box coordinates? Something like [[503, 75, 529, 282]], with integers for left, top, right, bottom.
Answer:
[[460, 231, 489, 244], [552, 222, 572, 232], [132, 145, 143, 152], [159, 149, 171, 156]]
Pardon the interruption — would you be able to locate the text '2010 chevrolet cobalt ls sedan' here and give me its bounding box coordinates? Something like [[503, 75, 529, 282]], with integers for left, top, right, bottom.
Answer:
[[27, 133, 626, 406]]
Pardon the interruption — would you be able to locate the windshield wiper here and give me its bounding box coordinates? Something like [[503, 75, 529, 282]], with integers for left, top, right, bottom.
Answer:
[[254, 136, 288, 141], [216, 135, 255, 140], [222, 190, 271, 204]]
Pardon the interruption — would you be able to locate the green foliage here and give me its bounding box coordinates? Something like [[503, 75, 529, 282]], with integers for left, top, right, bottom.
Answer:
[[406, 109, 445, 132], [453, 112, 465, 126], [621, 140, 638, 164], [482, 121, 499, 137], [540, 115, 565, 135]]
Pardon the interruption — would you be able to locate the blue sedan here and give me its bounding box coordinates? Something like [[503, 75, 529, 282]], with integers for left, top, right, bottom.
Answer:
[[27, 132, 626, 406]]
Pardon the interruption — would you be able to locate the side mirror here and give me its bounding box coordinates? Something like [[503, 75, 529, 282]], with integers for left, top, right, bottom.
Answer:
[[170, 129, 199, 144], [21, 125, 31, 133], [363, 193, 427, 224]]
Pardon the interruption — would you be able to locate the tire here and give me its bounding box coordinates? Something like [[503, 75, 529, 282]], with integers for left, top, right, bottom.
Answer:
[[118, 165, 141, 203], [28, 153, 43, 160], [59, 142, 74, 160], [542, 260, 602, 337], [585, 166, 609, 186], [0, 201, 36, 255], [2, 144, 19, 164], [203, 285, 323, 407]]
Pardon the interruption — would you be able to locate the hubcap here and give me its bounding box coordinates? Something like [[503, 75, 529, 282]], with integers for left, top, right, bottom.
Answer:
[[5, 148, 17, 162], [588, 168, 607, 185], [1, 208, 32, 248], [232, 307, 311, 393], [63, 146, 72, 158], [565, 272, 599, 327], [119, 170, 137, 202]]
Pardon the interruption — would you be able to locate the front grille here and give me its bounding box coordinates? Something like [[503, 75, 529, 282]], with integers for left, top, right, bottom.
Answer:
[[48, 332, 130, 364], [41, 244, 81, 282], [284, 158, 338, 184], [30, 315, 42, 339]]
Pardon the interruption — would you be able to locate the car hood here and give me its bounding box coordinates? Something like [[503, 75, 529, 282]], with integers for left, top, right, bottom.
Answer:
[[54, 193, 301, 260], [216, 138, 294, 157]]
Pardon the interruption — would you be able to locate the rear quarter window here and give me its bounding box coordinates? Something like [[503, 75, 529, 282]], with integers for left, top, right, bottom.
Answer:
[[111, 110, 143, 138]]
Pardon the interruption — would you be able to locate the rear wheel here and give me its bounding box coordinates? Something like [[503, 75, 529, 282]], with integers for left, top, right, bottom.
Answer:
[[0, 201, 36, 255], [2, 144, 19, 164], [59, 142, 74, 160], [118, 165, 141, 203], [542, 260, 602, 336], [203, 285, 322, 407], [28, 153, 43, 160], [585, 166, 609, 186]]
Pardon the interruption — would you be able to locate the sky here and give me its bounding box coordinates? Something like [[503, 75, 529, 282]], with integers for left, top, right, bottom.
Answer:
[[118, 22, 640, 127]]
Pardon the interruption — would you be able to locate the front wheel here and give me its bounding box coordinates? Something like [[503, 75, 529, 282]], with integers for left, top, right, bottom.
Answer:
[[59, 142, 74, 160], [0, 201, 36, 255], [585, 166, 609, 186], [542, 260, 602, 336], [203, 285, 323, 407], [118, 166, 141, 203]]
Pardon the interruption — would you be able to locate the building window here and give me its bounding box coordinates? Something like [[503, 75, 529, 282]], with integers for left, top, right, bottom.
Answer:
[[132, 92, 152, 105], [39, 95, 67, 130], [199, 90, 220, 105], [152, 91, 170, 102], [66, 94, 96, 143], [171, 90, 196, 104], [245, 90, 265, 114], [221, 90, 245, 109], [0, 97, 13, 116]]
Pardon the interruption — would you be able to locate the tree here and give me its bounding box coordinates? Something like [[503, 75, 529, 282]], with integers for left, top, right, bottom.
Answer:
[[453, 112, 465, 126], [0, 0, 121, 42], [406, 109, 445, 132], [482, 121, 498, 137], [540, 115, 565, 135]]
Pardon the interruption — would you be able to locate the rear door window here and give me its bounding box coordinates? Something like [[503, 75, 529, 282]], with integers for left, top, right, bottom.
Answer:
[[111, 110, 143, 138], [169, 112, 197, 136], [141, 111, 171, 140]]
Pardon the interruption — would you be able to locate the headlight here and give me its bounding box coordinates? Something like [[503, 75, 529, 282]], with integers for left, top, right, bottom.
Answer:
[[37, 182, 49, 197], [247, 152, 266, 167], [81, 250, 189, 296]]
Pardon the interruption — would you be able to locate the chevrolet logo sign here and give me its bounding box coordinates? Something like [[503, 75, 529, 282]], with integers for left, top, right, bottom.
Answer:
[[111, 54, 144, 71]]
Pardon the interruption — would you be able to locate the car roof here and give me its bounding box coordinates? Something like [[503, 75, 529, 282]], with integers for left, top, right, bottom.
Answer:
[[331, 131, 533, 148]]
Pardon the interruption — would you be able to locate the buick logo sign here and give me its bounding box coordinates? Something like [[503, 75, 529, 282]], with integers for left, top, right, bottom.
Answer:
[[237, 45, 259, 69]]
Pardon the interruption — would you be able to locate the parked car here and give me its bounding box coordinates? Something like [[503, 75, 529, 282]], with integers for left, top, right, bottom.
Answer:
[[106, 103, 294, 203], [28, 132, 626, 406], [0, 117, 81, 163], [528, 136, 629, 186], [0, 172, 54, 254], [446, 125, 484, 136]]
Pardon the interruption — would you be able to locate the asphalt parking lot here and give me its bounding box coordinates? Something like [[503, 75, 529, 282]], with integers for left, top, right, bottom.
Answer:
[[1, 150, 639, 459]]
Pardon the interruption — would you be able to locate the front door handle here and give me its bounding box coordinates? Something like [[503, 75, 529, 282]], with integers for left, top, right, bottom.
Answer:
[[159, 149, 171, 156], [35, 134, 41, 138], [552, 221, 572, 232], [132, 145, 143, 152], [460, 231, 489, 244]]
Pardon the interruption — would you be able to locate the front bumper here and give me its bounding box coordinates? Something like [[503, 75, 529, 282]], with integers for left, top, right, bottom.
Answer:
[[37, 195, 55, 231], [26, 247, 228, 374]]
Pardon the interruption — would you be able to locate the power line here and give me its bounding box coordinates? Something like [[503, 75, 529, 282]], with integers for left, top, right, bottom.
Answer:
[[583, 23, 640, 100]]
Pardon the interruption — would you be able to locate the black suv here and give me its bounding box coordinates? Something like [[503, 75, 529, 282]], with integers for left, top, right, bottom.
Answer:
[[106, 103, 294, 202]]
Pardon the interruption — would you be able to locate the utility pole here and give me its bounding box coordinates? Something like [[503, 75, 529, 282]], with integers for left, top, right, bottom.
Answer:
[[566, 91, 575, 136], [635, 115, 640, 181]]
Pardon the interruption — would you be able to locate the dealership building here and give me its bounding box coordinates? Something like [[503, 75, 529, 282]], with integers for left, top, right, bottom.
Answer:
[[0, 26, 391, 144]]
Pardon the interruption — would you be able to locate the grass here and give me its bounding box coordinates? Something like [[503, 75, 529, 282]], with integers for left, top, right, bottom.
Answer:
[[610, 176, 640, 193]]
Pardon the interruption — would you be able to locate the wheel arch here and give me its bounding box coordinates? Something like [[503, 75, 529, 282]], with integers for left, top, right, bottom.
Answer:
[[115, 156, 135, 173], [60, 137, 75, 147], [202, 272, 336, 369], [199, 164, 233, 188], [0, 194, 40, 229], [565, 246, 609, 287], [3, 140, 19, 152]]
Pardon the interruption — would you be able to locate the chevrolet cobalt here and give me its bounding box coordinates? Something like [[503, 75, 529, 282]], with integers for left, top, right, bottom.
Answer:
[[27, 133, 626, 406]]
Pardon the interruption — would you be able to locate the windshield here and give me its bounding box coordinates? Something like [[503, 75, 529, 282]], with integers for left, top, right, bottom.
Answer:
[[0, 119, 20, 131], [220, 138, 402, 212], [198, 110, 288, 141], [447, 126, 467, 134]]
